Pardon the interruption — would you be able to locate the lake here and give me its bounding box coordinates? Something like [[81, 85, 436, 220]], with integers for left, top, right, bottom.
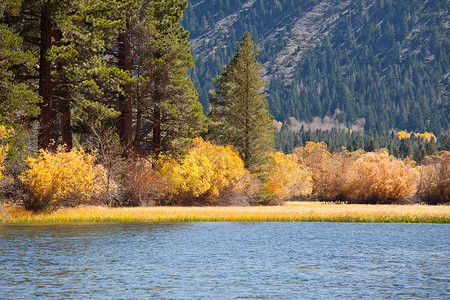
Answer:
[[0, 222, 449, 299]]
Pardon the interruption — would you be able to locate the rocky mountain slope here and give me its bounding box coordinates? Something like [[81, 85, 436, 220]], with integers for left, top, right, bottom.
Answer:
[[183, 0, 449, 134]]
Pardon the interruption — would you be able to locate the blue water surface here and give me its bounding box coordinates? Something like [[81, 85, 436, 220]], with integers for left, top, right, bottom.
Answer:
[[0, 222, 449, 299]]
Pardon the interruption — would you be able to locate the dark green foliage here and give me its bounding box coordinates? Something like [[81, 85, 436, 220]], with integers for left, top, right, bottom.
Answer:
[[123, 0, 206, 156], [0, 0, 40, 155], [1, 0, 205, 157], [184, 0, 449, 135], [441, 134, 450, 151], [209, 32, 274, 169], [3, 0, 136, 150]]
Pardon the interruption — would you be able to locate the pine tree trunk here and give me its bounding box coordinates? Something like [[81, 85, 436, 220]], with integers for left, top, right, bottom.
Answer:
[[152, 105, 161, 158], [244, 65, 250, 168], [38, 2, 53, 150], [118, 17, 133, 148], [60, 105, 72, 149], [54, 29, 73, 149], [133, 94, 142, 153]]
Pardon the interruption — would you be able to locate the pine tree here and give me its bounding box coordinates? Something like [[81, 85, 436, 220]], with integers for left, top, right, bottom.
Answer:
[[209, 32, 274, 169], [441, 134, 450, 151], [6, 0, 134, 150], [0, 0, 40, 130], [127, 0, 206, 156]]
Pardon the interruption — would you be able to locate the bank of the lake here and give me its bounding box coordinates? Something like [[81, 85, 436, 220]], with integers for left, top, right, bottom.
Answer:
[[2, 202, 449, 223]]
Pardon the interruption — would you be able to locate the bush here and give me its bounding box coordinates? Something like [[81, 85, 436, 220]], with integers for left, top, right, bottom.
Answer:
[[0, 125, 13, 181], [292, 143, 419, 204], [417, 151, 450, 204], [121, 158, 162, 206], [293, 142, 359, 202], [155, 137, 257, 206], [313, 151, 362, 203], [343, 150, 418, 204], [19, 147, 114, 211], [265, 151, 312, 203]]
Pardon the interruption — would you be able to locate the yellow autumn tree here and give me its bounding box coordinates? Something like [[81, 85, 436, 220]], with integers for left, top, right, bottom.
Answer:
[[155, 138, 256, 205], [397, 131, 436, 142], [396, 131, 411, 139], [0, 125, 13, 180], [265, 151, 312, 203], [416, 132, 436, 142], [344, 150, 418, 203], [19, 146, 112, 211]]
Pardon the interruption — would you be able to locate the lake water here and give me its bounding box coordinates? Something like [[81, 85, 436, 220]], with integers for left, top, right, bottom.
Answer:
[[0, 222, 449, 299]]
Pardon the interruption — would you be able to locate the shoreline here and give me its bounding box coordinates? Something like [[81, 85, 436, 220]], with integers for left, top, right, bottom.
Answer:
[[1, 202, 449, 224]]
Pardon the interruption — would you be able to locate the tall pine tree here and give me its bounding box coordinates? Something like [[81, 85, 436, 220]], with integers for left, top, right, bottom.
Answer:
[[209, 32, 274, 169], [124, 0, 206, 156]]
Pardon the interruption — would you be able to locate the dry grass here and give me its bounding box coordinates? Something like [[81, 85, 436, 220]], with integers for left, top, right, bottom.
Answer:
[[2, 202, 449, 223]]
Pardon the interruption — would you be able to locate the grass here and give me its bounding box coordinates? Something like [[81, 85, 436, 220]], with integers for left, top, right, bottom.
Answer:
[[1, 202, 449, 223]]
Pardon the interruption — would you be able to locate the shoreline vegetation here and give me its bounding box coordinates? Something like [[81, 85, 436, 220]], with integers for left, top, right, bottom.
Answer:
[[2, 202, 449, 224], [1, 4, 449, 219]]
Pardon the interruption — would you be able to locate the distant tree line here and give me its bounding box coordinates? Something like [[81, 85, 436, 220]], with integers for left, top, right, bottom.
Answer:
[[275, 124, 450, 163]]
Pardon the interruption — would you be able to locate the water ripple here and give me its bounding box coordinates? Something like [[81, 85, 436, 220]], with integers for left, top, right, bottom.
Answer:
[[0, 222, 448, 299]]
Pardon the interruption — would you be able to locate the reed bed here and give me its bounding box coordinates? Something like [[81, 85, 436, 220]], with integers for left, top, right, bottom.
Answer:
[[2, 202, 449, 223]]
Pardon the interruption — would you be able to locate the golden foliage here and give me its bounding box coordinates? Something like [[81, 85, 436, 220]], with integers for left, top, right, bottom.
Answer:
[[265, 152, 312, 201], [155, 137, 255, 205], [293, 142, 330, 190], [344, 150, 418, 203], [415, 132, 436, 142], [417, 151, 450, 204], [396, 131, 411, 139], [291, 142, 418, 203], [311, 151, 357, 202], [0, 125, 13, 180], [396, 131, 436, 142], [292, 142, 358, 201], [19, 147, 113, 211]]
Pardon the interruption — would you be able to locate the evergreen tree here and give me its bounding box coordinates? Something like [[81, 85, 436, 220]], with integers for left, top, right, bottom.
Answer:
[[0, 0, 40, 131], [5, 0, 134, 150], [440, 134, 450, 151], [128, 0, 206, 156], [209, 32, 274, 169]]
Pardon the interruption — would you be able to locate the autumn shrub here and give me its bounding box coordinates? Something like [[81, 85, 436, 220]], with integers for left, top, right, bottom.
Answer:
[[396, 131, 436, 142], [292, 142, 419, 203], [343, 150, 418, 204], [0, 126, 38, 207], [121, 158, 163, 206], [19, 147, 114, 211], [292, 142, 358, 202], [0, 125, 13, 181], [155, 137, 257, 206], [0, 126, 12, 221], [318, 151, 364, 202], [417, 151, 450, 204], [76, 114, 127, 206], [264, 151, 312, 204]]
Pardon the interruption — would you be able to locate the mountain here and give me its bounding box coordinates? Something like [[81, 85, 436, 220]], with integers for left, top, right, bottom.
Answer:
[[182, 0, 449, 135]]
